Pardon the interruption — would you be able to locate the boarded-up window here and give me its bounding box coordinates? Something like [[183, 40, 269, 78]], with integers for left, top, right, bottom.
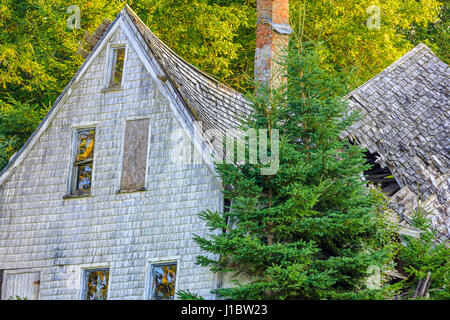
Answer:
[[71, 128, 95, 196], [120, 119, 149, 191], [109, 47, 125, 86], [149, 263, 177, 300], [83, 269, 109, 300], [1, 271, 40, 300]]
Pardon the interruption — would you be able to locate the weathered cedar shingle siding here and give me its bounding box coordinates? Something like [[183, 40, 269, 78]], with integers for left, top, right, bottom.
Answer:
[[0, 22, 221, 300]]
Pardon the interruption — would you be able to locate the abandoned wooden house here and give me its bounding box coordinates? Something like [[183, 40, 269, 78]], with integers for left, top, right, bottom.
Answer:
[[0, 2, 448, 300]]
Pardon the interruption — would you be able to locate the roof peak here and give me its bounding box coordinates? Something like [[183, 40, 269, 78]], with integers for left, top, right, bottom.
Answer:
[[121, 4, 246, 98], [120, 3, 252, 157]]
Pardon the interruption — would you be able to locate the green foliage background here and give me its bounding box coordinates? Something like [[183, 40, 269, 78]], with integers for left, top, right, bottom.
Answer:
[[0, 0, 447, 171]]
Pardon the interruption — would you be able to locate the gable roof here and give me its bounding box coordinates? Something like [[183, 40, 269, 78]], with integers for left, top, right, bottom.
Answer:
[[0, 5, 252, 185], [342, 43, 449, 233]]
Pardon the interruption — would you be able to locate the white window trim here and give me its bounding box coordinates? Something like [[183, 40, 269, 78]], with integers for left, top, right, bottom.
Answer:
[[104, 43, 128, 89], [66, 125, 99, 197], [79, 264, 112, 300], [144, 256, 181, 300]]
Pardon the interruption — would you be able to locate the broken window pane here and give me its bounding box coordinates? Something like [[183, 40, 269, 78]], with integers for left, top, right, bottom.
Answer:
[[76, 163, 93, 191], [84, 269, 109, 300], [150, 263, 177, 300], [111, 47, 125, 85], [71, 128, 95, 195]]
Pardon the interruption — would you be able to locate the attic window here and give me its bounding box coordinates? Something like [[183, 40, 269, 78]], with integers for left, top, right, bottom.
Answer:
[[70, 128, 95, 196], [109, 47, 125, 86]]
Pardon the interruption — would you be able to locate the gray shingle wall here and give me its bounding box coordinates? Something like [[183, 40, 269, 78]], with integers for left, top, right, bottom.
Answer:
[[0, 26, 221, 299]]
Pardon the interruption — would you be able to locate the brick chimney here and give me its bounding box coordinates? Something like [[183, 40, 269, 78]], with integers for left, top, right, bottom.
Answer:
[[255, 0, 292, 89]]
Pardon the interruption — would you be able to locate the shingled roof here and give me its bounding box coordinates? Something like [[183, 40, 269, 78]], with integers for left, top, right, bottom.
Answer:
[[127, 5, 449, 237], [123, 6, 252, 152], [342, 43, 449, 237]]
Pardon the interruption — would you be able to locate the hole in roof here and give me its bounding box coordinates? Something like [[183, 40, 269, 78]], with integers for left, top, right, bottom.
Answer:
[[364, 151, 401, 196]]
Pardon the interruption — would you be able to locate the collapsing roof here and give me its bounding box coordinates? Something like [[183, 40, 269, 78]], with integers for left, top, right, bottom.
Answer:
[[342, 43, 449, 238], [129, 1, 450, 238]]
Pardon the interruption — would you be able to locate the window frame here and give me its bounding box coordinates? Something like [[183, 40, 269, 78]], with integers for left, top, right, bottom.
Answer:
[[81, 268, 110, 301], [145, 258, 180, 300], [67, 125, 98, 197], [104, 43, 127, 89]]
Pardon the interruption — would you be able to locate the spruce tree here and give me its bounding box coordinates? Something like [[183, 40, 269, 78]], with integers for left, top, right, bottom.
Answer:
[[193, 43, 397, 299]]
